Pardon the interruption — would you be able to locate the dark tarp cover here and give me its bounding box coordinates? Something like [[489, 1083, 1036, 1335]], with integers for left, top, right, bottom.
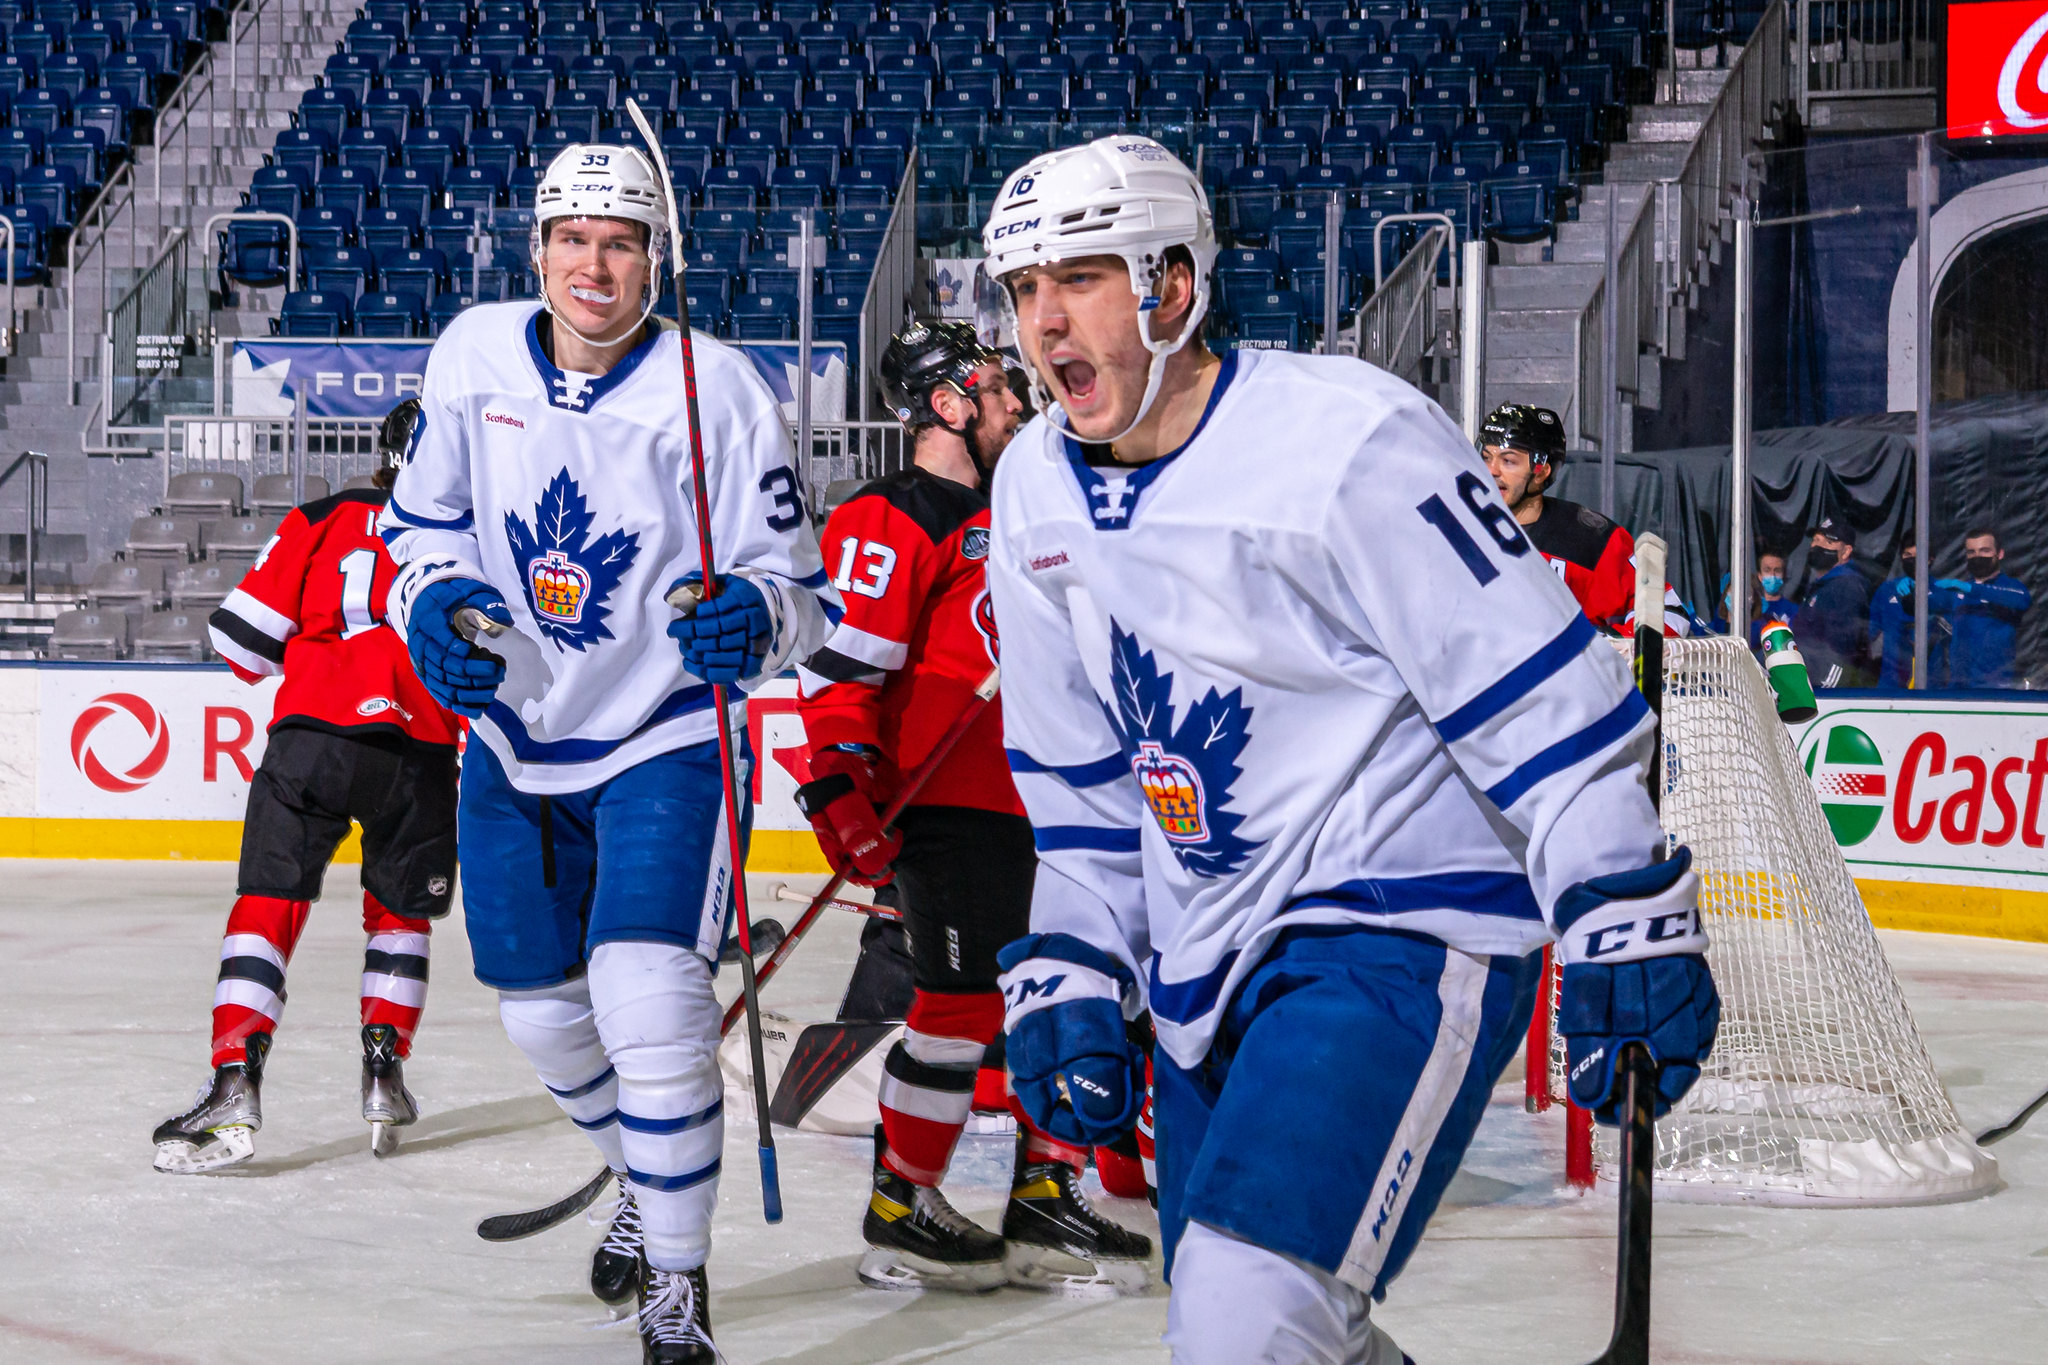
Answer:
[[1548, 392, 2048, 685]]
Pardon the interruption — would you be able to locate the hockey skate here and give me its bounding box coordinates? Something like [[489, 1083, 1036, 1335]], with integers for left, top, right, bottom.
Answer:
[[1001, 1137, 1153, 1297], [637, 1262, 718, 1364], [360, 1024, 419, 1158], [153, 1033, 269, 1174], [858, 1129, 1006, 1292], [591, 1171, 644, 1311]]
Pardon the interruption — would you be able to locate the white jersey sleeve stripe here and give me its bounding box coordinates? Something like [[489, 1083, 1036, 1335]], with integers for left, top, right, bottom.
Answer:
[[1433, 613, 1597, 743], [1005, 747, 1130, 788], [1482, 690, 1649, 810], [818, 621, 908, 671]]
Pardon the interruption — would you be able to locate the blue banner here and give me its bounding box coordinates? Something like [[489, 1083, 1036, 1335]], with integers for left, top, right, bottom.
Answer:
[[232, 336, 848, 420]]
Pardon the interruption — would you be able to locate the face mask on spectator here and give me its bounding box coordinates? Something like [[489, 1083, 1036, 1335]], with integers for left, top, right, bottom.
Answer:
[[1760, 574, 1784, 596], [1966, 554, 1999, 580]]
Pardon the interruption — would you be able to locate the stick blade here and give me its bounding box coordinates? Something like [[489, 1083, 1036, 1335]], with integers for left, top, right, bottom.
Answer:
[[759, 1143, 783, 1224], [476, 1165, 613, 1242]]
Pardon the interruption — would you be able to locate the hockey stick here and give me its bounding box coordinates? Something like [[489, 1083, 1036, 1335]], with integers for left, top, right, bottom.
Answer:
[[771, 882, 905, 923], [1977, 1082, 2048, 1145], [1582, 534, 1673, 1365], [721, 666, 1001, 1038], [477, 1165, 612, 1242], [626, 97, 781, 1225]]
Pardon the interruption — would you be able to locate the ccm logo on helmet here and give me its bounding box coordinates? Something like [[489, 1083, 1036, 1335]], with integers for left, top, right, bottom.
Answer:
[[991, 218, 1040, 239]]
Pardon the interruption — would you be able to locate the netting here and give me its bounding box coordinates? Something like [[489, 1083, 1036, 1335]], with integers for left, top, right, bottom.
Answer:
[[1547, 635, 1999, 1206]]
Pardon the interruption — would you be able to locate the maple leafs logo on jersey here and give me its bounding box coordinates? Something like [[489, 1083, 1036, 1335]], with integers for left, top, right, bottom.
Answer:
[[1104, 620, 1259, 878], [503, 469, 640, 651]]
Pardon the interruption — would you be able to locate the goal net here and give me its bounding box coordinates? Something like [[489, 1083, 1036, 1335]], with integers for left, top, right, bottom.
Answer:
[[1542, 634, 1998, 1206]]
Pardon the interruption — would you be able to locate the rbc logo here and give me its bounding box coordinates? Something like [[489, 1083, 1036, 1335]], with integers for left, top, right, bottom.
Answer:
[[528, 549, 592, 625], [1134, 741, 1207, 843]]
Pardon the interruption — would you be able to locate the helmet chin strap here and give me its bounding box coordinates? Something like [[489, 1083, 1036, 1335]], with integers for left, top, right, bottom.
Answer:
[[1017, 269, 1211, 452]]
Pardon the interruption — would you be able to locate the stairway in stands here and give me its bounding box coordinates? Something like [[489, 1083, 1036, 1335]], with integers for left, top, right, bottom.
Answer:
[[1481, 61, 1730, 447], [0, 0, 358, 567]]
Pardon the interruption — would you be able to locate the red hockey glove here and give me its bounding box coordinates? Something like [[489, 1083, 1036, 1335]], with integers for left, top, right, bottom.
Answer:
[[794, 744, 901, 887]]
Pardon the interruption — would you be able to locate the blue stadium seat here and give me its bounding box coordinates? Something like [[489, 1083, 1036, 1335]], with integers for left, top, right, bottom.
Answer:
[[1214, 246, 1281, 311], [1225, 164, 1287, 243], [12, 89, 70, 138], [47, 127, 107, 192], [429, 289, 481, 335], [731, 291, 797, 340], [306, 245, 376, 302], [245, 164, 310, 216], [3, 204, 50, 285], [378, 247, 447, 303], [276, 290, 353, 337], [1233, 290, 1310, 349], [220, 218, 292, 289], [356, 291, 426, 338], [295, 207, 356, 253], [1485, 166, 1555, 243], [364, 207, 425, 254]]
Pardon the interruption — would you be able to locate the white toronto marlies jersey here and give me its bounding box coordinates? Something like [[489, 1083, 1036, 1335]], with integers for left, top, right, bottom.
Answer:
[[381, 300, 838, 794], [989, 348, 1673, 1067]]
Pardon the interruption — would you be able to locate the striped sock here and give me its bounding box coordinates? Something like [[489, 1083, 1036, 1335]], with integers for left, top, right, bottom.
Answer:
[[877, 990, 1005, 1186], [210, 895, 311, 1068], [359, 893, 431, 1058]]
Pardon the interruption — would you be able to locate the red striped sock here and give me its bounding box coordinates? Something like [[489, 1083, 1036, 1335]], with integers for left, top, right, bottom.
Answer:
[[360, 893, 431, 1058], [877, 990, 1004, 1186], [210, 895, 311, 1067]]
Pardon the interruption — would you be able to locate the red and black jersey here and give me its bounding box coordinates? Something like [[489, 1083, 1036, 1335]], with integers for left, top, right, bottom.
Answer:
[[1523, 497, 1691, 637], [796, 466, 1021, 817], [208, 488, 462, 747]]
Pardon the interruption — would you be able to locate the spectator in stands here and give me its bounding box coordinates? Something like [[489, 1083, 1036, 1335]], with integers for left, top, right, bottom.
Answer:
[[1945, 525, 2031, 688], [1792, 516, 1876, 688], [1868, 528, 1944, 689], [1708, 550, 1796, 646]]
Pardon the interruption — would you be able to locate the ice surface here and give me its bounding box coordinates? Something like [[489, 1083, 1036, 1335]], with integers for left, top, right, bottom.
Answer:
[[1, 861, 2043, 1363]]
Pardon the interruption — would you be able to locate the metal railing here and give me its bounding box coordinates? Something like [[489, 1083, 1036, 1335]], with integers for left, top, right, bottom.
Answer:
[[1654, 0, 1790, 359], [66, 0, 293, 391], [857, 148, 920, 425], [1573, 189, 1659, 449], [103, 229, 191, 435], [2, 452, 49, 602], [202, 211, 301, 315], [1796, 0, 1939, 117], [0, 217, 13, 357], [165, 413, 910, 525], [1352, 223, 1452, 385]]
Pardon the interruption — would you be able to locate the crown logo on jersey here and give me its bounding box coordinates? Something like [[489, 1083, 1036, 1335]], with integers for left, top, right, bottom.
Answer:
[[503, 468, 640, 651], [1106, 619, 1260, 878], [1133, 741, 1207, 842], [528, 549, 592, 625]]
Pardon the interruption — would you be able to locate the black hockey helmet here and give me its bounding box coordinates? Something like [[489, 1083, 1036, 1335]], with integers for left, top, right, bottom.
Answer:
[[879, 320, 1003, 432], [1480, 403, 1566, 467], [375, 397, 423, 487]]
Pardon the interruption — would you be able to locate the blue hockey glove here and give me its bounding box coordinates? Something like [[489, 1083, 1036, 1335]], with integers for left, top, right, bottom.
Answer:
[[406, 577, 511, 718], [1554, 848, 1721, 1126], [997, 933, 1144, 1148], [667, 571, 773, 684], [1893, 576, 1913, 598]]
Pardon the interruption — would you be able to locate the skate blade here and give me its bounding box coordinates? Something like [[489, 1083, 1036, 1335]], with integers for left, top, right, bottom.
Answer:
[[856, 1247, 1007, 1294], [153, 1126, 255, 1174], [963, 1112, 1018, 1136], [370, 1122, 399, 1158], [1002, 1242, 1150, 1299]]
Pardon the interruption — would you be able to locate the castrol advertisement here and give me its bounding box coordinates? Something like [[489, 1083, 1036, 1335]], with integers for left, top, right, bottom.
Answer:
[[1947, 0, 2048, 139], [1791, 697, 2048, 892]]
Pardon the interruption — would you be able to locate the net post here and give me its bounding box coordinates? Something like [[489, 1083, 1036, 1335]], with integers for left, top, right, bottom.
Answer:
[[1525, 945, 1554, 1113], [1567, 1099, 1596, 1190]]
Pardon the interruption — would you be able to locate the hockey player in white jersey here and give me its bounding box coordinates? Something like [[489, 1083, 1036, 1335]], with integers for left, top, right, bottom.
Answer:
[[980, 137, 1721, 1364], [380, 144, 836, 1362]]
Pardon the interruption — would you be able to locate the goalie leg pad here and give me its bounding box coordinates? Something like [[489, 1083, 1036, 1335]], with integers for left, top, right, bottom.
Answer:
[[589, 939, 724, 1273]]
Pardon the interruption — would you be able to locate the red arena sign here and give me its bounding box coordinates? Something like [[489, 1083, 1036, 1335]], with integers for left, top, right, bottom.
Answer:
[[1949, 0, 2048, 138]]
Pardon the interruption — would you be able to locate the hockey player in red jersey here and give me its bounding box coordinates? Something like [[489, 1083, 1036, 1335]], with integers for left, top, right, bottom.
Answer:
[[151, 400, 461, 1173], [797, 321, 1152, 1293], [1480, 403, 1693, 635]]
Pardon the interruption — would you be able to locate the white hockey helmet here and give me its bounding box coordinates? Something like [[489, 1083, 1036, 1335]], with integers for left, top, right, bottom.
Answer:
[[530, 142, 671, 349], [979, 136, 1217, 445]]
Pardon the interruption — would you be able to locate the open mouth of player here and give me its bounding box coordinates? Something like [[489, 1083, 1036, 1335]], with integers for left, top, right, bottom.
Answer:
[[1051, 356, 1098, 409], [568, 285, 618, 306]]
